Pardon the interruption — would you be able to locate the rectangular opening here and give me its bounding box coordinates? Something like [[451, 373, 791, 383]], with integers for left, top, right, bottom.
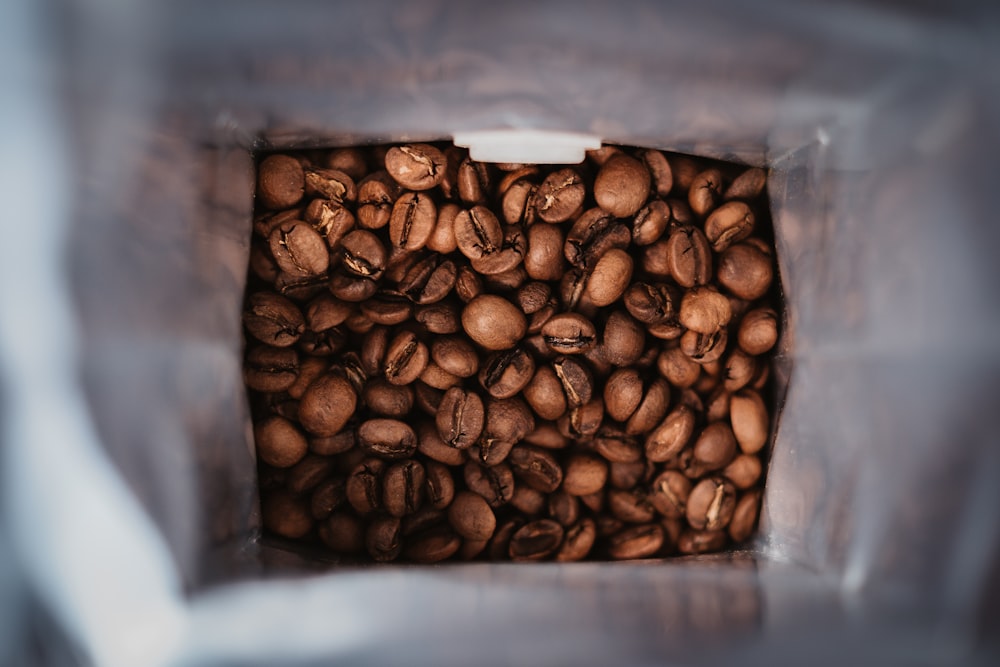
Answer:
[[243, 140, 786, 565]]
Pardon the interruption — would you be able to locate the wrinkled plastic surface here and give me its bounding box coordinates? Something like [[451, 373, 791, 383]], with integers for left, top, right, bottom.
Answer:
[[2, 0, 999, 665]]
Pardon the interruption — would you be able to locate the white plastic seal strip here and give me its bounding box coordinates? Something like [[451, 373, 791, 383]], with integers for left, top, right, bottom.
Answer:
[[0, 2, 186, 667], [453, 129, 602, 164]]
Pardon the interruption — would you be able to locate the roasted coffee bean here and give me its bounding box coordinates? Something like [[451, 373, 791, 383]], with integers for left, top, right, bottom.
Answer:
[[586, 248, 634, 307], [623, 282, 679, 326], [722, 349, 757, 392], [358, 419, 417, 459], [565, 208, 631, 270], [604, 368, 644, 423], [404, 526, 462, 563], [310, 429, 356, 456], [555, 518, 597, 562], [479, 347, 535, 399], [389, 192, 436, 252], [472, 397, 535, 466], [454, 205, 503, 260], [608, 488, 657, 523], [436, 386, 485, 450], [717, 241, 773, 300], [382, 459, 426, 518], [305, 293, 351, 333], [326, 148, 367, 181], [664, 225, 712, 288], [244, 345, 299, 392], [730, 389, 769, 454], [624, 377, 670, 436], [510, 484, 547, 515], [592, 426, 642, 463], [413, 300, 461, 334], [523, 365, 567, 421], [534, 168, 585, 223], [601, 310, 646, 366], [261, 489, 313, 539], [631, 199, 672, 246], [608, 523, 664, 559], [462, 295, 527, 350], [524, 223, 566, 281], [551, 356, 593, 408], [255, 416, 309, 468], [649, 470, 692, 519], [508, 445, 563, 494], [680, 327, 729, 364], [516, 281, 552, 314], [594, 155, 650, 218], [524, 423, 571, 450], [339, 229, 387, 279], [424, 461, 455, 510], [689, 168, 723, 217], [464, 461, 515, 508], [560, 397, 605, 439], [310, 477, 347, 519], [398, 255, 457, 304], [728, 489, 762, 543], [640, 150, 674, 197], [705, 201, 755, 252], [541, 312, 597, 354], [417, 421, 465, 466], [470, 224, 526, 276], [298, 373, 357, 437], [358, 292, 412, 326], [268, 221, 330, 278], [244, 292, 305, 347], [257, 155, 305, 210], [509, 519, 564, 561], [692, 422, 738, 472], [427, 203, 460, 253], [547, 491, 580, 526], [680, 286, 732, 334], [502, 178, 539, 225], [723, 454, 762, 490], [366, 515, 402, 562], [319, 511, 365, 553], [304, 168, 356, 205], [346, 458, 385, 514], [418, 363, 461, 390], [738, 307, 778, 355], [562, 453, 608, 496], [385, 143, 446, 190], [304, 199, 355, 249], [645, 404, 696, 462], [448, 491, 497, 541], [458, 157, 493, 205], [686, 477, 737, 531], [430, 336, 478, 378], [413, 381, 445, 417], [678, 528, 728, 554], [356, 171, 399, 230], [383, 330, 429, 386], [725, 167, 767, 200]]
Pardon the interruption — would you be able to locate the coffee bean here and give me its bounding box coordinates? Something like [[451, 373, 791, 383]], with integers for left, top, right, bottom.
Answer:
[[725, 167, 767, 200], [257, 155, 305, 210], [679, 286, 732, 334], [464, 461, 515, 508], [523, 423, 571, 450], [436, 386, 485, 450], [458, 157, 493, 205], [604, 368, 644, 423], [304, 168, 357, 205], [601, 311, 646, 366], [547, 491, 580, 526], [645, 404, 696, 462], [608, 488, 657, 523], [624, 377, 671, 436], [524, 223, 566, 281], [424, 461, 455, 510], [383, 330, 429, 386], [382, 460, 426, 518], [631, 199, 672, 246], [586, 248, 634, 307], [551, 356, 594, 408], [565, 208, 631, 270], [677, 528, 728, 554], [366, 515, 402, 562], [358, 419, 417, 459], [430, 336, 479, 378], [623, 282, 679, 326], [534, 168, 585, 223], [649, 470, 692, 519], [737, 307, 778, 355], [461, 295, 527, 350], [730, 389, 768, 454], [640, 150, 674, 197], [479, 346, 536, 399], [592, 425, 641, 463], [389, 192, 436, 252], [385, 144, 446, 190], [510, 484, 546, 515], [415, 300, 462, 334], [310, 477, 347, 519], [404, 527, 462, 563], [310, 429, 356, 456], [705, 201, 755, 252], [417, 421, 465, 466], [268, 221, 330, 278], [244, 345, 299, 392], [448, 490, 496, 541], [594, 154, 650, 218], [398, 254, 457, 304], [508, 445, 563, 493], [717, 241, 773, 300], [255, 416, 309, 468], [608, 524, 664, 559], [305, 199, 356, 249], [339, 229, 387, 279], [689, 168, 723, 217], [680, 327, 728, 364], [657, 345, 701, 388], [554, 518, 597, 562], [522, 365, 567, 421], [509, 519, 564, 561], [358, 291, 412, 326], [664, 225, 712, 288], [298, 373, 357, 437], [454, 205, 502, 260], [346, 458, 385, 514], [244, 292, 305, 347], [541, 312, 597, 355], [728, 489, 762, 543], [722, 349, 757, 392], [686, 477, 737, 530], [561, 453, 608, 496], [427, 203, 460, 253], [319, 511, 365, 553]]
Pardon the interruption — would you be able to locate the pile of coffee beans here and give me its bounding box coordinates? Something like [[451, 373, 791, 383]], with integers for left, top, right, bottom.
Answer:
[[245, 142, 778, 563]]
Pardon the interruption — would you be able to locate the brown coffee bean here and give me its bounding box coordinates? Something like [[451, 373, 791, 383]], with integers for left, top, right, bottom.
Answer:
[[346, 458, 385, 514], [457, 157, 493, 205], [664, 225, 712, 288], [631, 200, 672, 246], [738, 307, 778, 355], [563, 400, 606, 443], [592, 426, 642, 463], [686, 477, 737, 530], [509, 519, 564, 561], [482, 264, 528, 291], [415, 300, 462, 335], [534, 168, 585, 223], [417, 421, 465, 466], [680, 327, 728, 364], [382, 460, 426, 518], [717, 242, 773, 300], [603, 368, 644, 423], [730, 389, 768, 454], [541, 312, 597, 355], [244, 345, 299, 392], [656, 346, 700, 388], [310, 429, 356, 457], [257, 155, 305, 209], [725, 167, 767, 200], [608, 488, 657, 523], [680, 286, 732, 334], [508, 484, 545, 515], [689, 168, 723, 217], [339, 229, 387, 279], [383, 330, 429, 386], [404, 527, 462, 563], [254, 416, 308, 468], [562, 453, 608, 496], [426, 203, 460, 253], [623, 282, 679, 326], [515, 281, 552, 315], [268, 221, 330, 278], [355, 292, 410, 327], [474, 397, 535, 462], [649, 470, 692, 519], [722, 349, 757, 392], [244, 292, 305, 347], [640, 150, 674, 197], [478, 346, 535, 400], [594, 154, 650, 218], [435, 387, 485, 450], [325, 148, 367, 180], [608, 524, 664, 560], [448, 490, 496, 541], [508, 445, 563, 493], [254, 207, 302, 240], [285, 454, 333, 493], [524, 423, 571, 450], [423, 461, 455, 510], [723, 454, 762, 490], [501, 179, 539, 225], [461, 295, 526, 350], [565, 208, 631, 270], [678, 528, 728, 554], [304, 294, 351, 333], [429, 336, 478, 378], [354, 171, 398, 230], [645, 404, 696, 462], [413, 381, 444, 417], [260, 488, 313, 539], [578, 490, 604, 513], [624, 377, 671, 436], [385, 143, 446, 190], [524, 222, 566, 281], [705, 201, 755, 252], [328, 271, 377, 303], [298, 373, 357, 437], [693, 422, 738, 472], [310, 477, 347, 519], [454, 205, 502, 260], [304, 199, 355, 249], [464, 461, 515, 509], [546, 491, 580, 527], [553, 518, 596, 562], [607, 459, 651, 490], [319, 511, 364, 553], [358, 419, 418, 459], [417, 362, 458, 390], [551, 356, 593, 408], [397, 255, 457, 305], [522, 365, 566, 421], [304, 168, 356, 205], [366, 515, 402, 562], [388, 192, 436, 252], [728, 489, 762, 543], [585, 248, 634, 307], [601, 311, 646, 366]]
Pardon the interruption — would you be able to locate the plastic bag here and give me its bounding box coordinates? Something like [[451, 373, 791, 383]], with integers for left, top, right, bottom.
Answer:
[[2, 1, 998, 665]]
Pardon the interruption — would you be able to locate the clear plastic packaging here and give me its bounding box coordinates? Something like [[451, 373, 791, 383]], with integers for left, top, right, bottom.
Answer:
[[2, 1, 998, 665]]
